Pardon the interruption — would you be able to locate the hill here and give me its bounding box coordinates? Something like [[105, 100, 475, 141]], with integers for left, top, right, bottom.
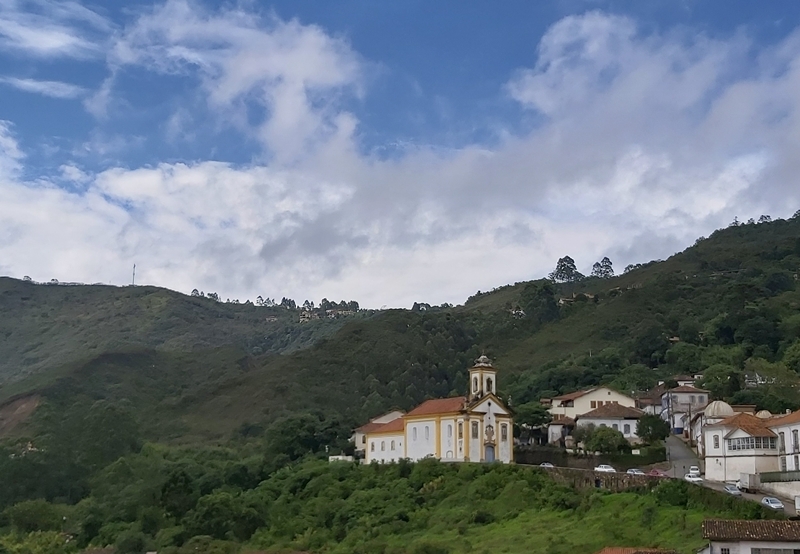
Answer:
[[1, 215, 800, 446]]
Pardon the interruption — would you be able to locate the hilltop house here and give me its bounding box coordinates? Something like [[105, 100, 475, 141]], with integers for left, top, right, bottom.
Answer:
[[351, 410, 405, 455], [661, 385, 710, 434], [362, 356, 513, 464], [702, 410, 779, 482], [576, 404, 646, 444], [699, 519, 800, 554], [545, 387, 637, 421]]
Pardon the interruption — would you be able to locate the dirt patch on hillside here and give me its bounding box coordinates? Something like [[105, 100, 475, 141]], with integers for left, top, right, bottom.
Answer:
[[0, 394, 41, 437]]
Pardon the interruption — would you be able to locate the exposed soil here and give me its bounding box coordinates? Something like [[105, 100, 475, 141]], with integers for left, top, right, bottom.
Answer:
[[0, 394, 40, 437]]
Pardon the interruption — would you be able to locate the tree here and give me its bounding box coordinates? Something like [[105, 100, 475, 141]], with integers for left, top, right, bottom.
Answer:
[[191, 289, 200, 297], [22, 275, 32, 281], [758, 214, 772, 223], [698, 364, 742, 399], [785, 340, 800, 373], [548, 256, 584, 283], [591, 257, 614, 278], [514, 402, 552, 428], [207, 292, 219, 301], [584, 426, 630, 454], [623, 263, 642, 274], [792, 209, 800, 220], [728, 216, 740, 227], [636, 414, 670, 444]]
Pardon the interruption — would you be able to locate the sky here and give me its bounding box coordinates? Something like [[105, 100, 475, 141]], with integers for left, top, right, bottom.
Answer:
[[1, 1, 799, 308]]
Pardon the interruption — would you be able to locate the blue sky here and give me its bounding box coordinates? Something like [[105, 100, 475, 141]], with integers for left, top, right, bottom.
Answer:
[[0, 0, 799, 306]]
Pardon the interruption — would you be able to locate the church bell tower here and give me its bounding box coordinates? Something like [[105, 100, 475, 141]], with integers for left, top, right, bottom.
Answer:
[[468, 355, 497, 402]]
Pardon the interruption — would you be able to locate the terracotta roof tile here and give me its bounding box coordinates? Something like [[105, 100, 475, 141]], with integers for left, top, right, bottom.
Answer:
[[594, 548, 676, 554], [405, 397, 466, 417], [368, 418, 405, 434], [709, 412, 777, 438], [578, 404, 645, 419], [769, 409, 800, 427], [702, 519, 800, 541], [665, 385, 710, 393], [552, 388, 596, 401], [356, 421, 387, 433]]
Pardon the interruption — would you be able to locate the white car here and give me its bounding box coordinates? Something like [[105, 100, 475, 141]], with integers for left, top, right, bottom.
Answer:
[[723, 484, 742, 496], [684, 473, 703, 484], [626, 468, 645, 475], [594, 464, 616, 473], [539, 462, 554, 468], [761, 497, 784, 510], [689, 465, 701, 475]]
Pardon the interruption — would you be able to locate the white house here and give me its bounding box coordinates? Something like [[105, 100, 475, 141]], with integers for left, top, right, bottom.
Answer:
[[702, 412, 779, 482], [661, 385, 710, 434], [351, 410, 405, 454], [575, 403, 645, 443], [766, 409, 800, 473], [363, 356, 513, 464], [546, 387, 636, 421], [699, 519, 800, 554]]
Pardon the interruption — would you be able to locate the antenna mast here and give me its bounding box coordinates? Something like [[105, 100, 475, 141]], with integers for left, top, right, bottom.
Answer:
[[132, 264, 136, 286]]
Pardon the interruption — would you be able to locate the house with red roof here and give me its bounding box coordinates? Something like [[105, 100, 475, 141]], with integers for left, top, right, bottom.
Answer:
[[363, 356, 513, 464]]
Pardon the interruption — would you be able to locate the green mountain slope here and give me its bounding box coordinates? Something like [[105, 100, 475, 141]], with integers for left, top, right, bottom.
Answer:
[[2, 216, 800, 444]]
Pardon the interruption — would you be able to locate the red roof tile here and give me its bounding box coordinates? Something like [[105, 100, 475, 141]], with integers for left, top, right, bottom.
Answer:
[[769, 409, 800, 427], [552, 388, 596, 401], [368, 418, 405, 434], [709, 412, 777, 438], [405, 396, 466, 417], [702, 519, 800, 541], [595, 548, 676, 554], [578, 404, 644, 419], [356, 421, 387, 433], [665, 385, 710, 393]]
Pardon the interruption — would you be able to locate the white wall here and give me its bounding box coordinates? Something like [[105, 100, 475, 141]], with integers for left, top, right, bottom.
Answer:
[[365, 433, 404, 463], [406, 420, 436, 461], [710, 540, 800, 553], [440, 418, 458, 460], [549, 388, 636, 420], [576, 417, 640, 440]]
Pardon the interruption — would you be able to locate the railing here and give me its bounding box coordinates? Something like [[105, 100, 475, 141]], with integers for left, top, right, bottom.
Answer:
[[760, 470, 800, 483]]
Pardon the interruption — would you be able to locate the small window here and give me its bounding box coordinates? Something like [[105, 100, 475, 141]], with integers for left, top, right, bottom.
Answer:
[[472, 421, 479, 439], [486, 377, 493, 393], [612, 424, 618, 430], [720, 549, 730, 554], [381, 441, 385, 451], [780, 432, 786, 451], [590, 401, 597, 408], [795, 455, 799, 470], [623, 424, 630, 435], [473, 377, 478, 392], [424, 426, 430, 440], [501, 424, 508, 441], [370, 442, 375, 452], [448, 424, 453, 438], [413, 428, 417, 441], [781, 457, 787, 471], [362, 436, 366, 444], [391, 440, 395, 451], [690, 395, 695, 403], [458, 422, 463, 439], [698, 395, 705, 403], [713, 435, 720, 449]]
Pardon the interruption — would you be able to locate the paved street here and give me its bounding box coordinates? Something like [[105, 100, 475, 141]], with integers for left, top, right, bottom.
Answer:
[[666, 435, 796, 517]]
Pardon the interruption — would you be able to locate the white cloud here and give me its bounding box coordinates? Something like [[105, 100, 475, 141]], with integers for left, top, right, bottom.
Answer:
[[0, 0, 109, 59], [2, 10, 800, 307], [0, 76, 86, 98]]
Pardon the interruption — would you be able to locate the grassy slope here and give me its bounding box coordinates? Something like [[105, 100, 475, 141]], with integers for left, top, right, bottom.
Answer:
[[2, 218, 799, 443]]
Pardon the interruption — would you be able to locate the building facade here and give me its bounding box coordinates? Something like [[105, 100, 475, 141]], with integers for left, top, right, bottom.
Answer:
[[546, 387, 637, 421], [575, 404, 645, 443], [702, 412, 779, 482], [661, 385, 710, 434], [363, 356, 514, 464], [699, 519, 800, 554]]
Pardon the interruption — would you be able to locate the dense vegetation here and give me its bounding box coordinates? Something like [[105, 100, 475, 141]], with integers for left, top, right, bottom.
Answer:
[[0, 455, 782, 554]]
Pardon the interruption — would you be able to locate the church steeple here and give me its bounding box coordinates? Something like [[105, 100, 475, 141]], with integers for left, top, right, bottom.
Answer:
[[468, 355, 497, 402]]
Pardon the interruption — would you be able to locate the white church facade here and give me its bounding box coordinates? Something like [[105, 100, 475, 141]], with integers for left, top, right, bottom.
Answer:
[[363, 356, 514, 464]]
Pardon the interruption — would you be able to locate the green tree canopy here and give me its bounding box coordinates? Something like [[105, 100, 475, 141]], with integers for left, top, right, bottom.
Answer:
[[636, 414, 670, 445]]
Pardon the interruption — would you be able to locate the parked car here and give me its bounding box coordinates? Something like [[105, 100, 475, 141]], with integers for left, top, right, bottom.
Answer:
[[594, 464, 616, 473], [689, 466, 701, 475], [762, 497, 785, 510], [684, 473, 703, 484], [539, 462, 554, 468], [626, 468, 645, 475], [723, 484, 742, 496], [647, 468, 670, 478]]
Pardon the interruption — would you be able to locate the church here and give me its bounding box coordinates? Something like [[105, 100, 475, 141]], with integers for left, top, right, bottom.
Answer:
[[362, 355, 513, 464]]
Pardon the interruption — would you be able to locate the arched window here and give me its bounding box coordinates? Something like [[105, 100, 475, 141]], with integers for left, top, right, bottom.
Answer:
[[391, 440, 395, 450], [413, 428, 418, 441], [381, 441, 385, 451], [424, 426, 430, 440], [448, 424, 453, 438], [471, 421, 479, 439], [458, 422, 463, 439], [473, 377, 478, 392], [713, 435, 720, 449], [486, 377, 493, 393], [446, 450, 453, 458], [370, 442, 375, 452], [501, 424, 508, 441]]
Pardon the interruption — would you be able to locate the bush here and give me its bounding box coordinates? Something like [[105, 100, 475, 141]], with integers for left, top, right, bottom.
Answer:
[[4, 499, 64, 533], [653, 479, 688, 507]]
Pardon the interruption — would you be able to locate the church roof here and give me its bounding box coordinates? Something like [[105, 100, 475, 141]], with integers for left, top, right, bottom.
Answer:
[[369, 418, 405, 434], [405, 396, 467, 417], [356, 421, 387, 433]]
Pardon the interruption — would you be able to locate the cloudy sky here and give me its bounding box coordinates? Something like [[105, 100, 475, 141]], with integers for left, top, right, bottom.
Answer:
[[0, 0, 799, 307]]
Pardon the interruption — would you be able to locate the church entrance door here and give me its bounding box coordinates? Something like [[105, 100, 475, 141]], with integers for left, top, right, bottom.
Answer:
[[485, 445, 495, 462]]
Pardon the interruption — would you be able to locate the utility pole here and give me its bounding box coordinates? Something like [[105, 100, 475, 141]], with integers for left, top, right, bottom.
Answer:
[[132, 264, 136, 286]]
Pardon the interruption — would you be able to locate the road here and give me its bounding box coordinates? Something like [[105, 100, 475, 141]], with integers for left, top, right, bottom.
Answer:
[[666, 435, 796, 517]]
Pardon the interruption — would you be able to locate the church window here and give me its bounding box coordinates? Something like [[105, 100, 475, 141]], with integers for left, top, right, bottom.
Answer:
[[424, 426, 429, 440], [413, 428, 417, 441], [472, 421, 479, 439], [501, 424, 508, 441], [458, 422, 463, 439], [391, 440, 395, 450], [623, 424, 630, 435], [487, 377, 493, 393], [381, 441, 385, 451], [473, 377, 478, 392], [713, 435, 719, 449], [370, 442, 375, 452], [447, 424, 452, 438]]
